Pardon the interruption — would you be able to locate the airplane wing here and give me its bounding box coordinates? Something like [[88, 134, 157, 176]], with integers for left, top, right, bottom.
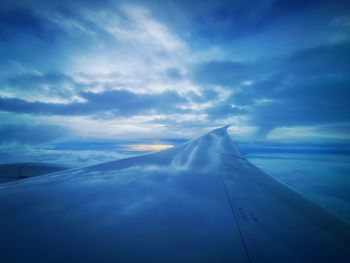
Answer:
[[0, 126, 349, 262]]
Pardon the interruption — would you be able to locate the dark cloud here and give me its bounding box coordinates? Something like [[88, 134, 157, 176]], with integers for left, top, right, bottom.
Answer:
[[197, 41, 350, 133], [3, 72, 84, 99], [143, 0, 350, 44], [6, 72, 74, 87], [0, 124, 71, 145], [0, 89, 188, 117], [192, 61, 253, 87], [80, 89, 188, 115], [206, 103, 245, 120], [0, 5, 106, 73]]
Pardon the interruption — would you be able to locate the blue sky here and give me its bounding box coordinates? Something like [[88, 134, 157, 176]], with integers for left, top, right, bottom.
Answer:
[[0, 0, 350, 165]]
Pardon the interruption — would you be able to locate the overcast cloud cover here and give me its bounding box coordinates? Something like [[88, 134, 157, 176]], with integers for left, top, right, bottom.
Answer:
[[0, 0, 350, 164]]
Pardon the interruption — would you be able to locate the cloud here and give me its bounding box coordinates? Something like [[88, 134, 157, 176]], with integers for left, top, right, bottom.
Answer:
[[140, 0, 322, 42], [0, 0, 349, 146], [192, 61, 252, 87], [0, 89, 188, 117], [266, 124, 350, 143], [206, 103, 246, 120], [0, 145, 128, 166], [196, 41, 350, 135], [1, 72, 85, 102], [0, 7, 95, 75], [0, 124, 71, 145]]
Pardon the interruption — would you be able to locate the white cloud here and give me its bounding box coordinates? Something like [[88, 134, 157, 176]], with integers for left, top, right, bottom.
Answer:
[[46, 11, 97, 37], [66, 5, 195, 95], [109, 5, 185, 52], [227, 125, 258, 140], [266, 125, 350, 143], [241, 80, 254, 86]]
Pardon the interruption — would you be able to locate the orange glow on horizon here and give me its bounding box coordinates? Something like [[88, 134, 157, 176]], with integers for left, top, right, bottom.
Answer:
[[127, 144, 174, 152]]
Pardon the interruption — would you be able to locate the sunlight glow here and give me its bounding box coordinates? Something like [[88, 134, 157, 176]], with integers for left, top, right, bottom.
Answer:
[[127, 144, 174, 151]]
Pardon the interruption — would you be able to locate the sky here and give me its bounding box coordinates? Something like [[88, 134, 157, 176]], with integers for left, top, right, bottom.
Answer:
[[0, 0, 350, 165]]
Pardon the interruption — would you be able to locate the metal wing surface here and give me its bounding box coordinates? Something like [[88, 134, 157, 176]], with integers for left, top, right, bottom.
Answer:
[[1, 126, 349, 262]]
